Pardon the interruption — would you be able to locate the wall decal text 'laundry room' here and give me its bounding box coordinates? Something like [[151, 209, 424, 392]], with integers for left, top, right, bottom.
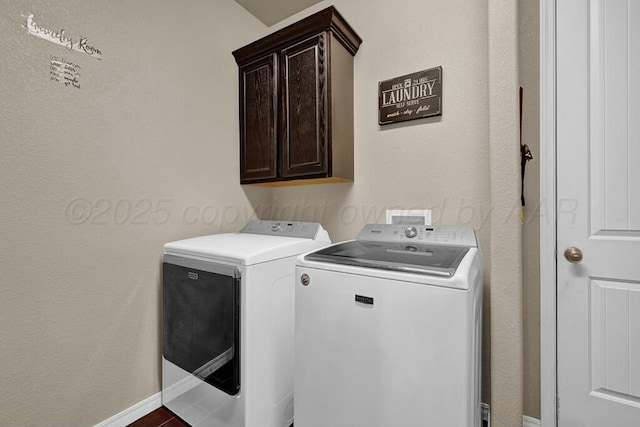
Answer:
[[22, 13, 102, 60]]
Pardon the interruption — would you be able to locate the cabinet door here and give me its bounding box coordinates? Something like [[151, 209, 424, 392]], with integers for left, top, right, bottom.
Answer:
[[239, 54, 277, 183], [280, 34, 329, 178]]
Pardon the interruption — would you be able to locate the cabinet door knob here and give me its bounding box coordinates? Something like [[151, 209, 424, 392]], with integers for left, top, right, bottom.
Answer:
[[563, 247, 583, 263]]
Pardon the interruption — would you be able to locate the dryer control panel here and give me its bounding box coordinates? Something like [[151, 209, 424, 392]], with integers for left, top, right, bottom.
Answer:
[[356, 224, 478, 247], [240, 220, 323, 239]]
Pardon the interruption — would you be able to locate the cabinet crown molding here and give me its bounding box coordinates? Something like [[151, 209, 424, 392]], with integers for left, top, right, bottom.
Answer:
[[232, 6, 362, 65]]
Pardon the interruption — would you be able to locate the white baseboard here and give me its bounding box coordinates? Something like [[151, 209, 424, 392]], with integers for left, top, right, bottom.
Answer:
[[94, 392, 162, 427], [523, 415, 541, 427]]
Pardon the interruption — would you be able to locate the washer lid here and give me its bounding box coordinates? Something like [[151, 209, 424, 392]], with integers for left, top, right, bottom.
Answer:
[[164, 221, 330, 265], [305, 240, 469, 277]]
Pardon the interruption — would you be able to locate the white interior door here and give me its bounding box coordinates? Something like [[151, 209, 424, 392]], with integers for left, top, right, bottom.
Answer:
[[557, 0, 640, 425]]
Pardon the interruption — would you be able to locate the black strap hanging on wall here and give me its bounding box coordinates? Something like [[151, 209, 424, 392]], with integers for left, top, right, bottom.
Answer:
[[520, 87, 533, 222]]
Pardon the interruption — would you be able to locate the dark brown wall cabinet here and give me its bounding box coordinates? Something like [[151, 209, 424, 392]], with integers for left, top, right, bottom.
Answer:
[[233, 7, 362, 185]]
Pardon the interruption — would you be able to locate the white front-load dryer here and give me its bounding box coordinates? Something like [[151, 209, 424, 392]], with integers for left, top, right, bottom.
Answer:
[[162, 220, 330, 427], [295, 224, 483, 427]]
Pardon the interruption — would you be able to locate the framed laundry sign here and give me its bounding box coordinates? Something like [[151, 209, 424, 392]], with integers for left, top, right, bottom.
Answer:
[[378, 66, 442, 125]]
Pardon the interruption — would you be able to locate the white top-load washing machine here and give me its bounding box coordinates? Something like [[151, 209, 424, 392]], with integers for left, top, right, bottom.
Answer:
[[295, 224, 483, 427], [162, 220, 330, 427]]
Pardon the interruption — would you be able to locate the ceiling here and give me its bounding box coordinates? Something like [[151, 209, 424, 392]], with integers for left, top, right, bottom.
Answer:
[[234, 0, 322, 26]]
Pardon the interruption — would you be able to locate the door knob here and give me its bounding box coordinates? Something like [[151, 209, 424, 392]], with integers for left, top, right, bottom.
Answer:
[[564, 247, 583, 263]]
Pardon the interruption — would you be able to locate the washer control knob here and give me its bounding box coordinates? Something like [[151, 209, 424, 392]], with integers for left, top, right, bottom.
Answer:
[[271, 224, 282, 232], [405, 226, 418, 238]]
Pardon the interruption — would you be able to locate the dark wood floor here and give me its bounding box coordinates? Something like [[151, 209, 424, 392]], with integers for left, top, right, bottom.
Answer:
[[127, 406, 189, 427], [128, 406, 485, 427], [128, 407, 298, 427]]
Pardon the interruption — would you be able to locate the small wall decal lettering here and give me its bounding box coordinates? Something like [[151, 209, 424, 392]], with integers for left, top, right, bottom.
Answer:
[[50, 56, 81, 89], [23, 13, 103, 60]]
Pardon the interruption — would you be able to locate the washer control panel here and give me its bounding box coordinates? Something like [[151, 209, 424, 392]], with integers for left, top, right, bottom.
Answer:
[[240, 220, 321, 239], [356, 224, 478, 247]]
